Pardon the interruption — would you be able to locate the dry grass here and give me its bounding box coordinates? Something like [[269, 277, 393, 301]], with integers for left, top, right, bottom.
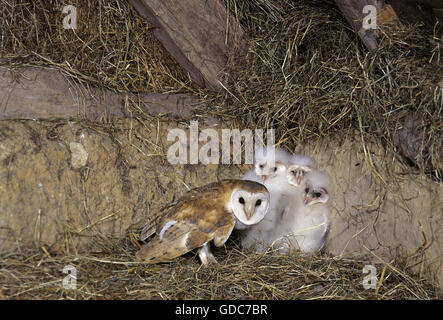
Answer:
[[1, 237, 441, 300], [205, 0, 442, 178], [0, 0, 194, 93], [1, 0, 440, 175], [0, 0, 442, 300]]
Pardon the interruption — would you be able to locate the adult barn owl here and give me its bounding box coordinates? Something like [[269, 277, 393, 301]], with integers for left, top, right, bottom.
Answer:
[[136, 179, 270, 266]]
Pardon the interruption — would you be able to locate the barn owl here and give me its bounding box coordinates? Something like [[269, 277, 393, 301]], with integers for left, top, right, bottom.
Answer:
[[250, 146, 316, 187], [239, 147, 321, 252], [136, 179, 270, 266], [239, 159, 291, 250], [272, 170, 332, 255], [286, 154, 317, 187], [236, 145, 291, 232], [253, 145, 292, 182], [237, 160, 287, 230]]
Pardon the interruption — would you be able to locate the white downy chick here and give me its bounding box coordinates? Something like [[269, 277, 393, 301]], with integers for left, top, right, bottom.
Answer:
[[286, 154, 317, 187], [271, 170, 332, 255]]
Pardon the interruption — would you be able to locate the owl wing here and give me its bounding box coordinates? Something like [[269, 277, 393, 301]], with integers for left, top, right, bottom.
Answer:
[[136, 183, 236, 264], [139, 202, 177, 240], [139, 181, 228, 241], [136, 217, 212, 264]]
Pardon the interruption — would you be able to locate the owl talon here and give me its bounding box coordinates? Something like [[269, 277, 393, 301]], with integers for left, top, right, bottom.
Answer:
[[198, 243, 218, 267], [200, 258, 219, 269]]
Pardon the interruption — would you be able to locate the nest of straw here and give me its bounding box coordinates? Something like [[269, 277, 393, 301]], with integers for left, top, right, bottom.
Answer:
[[0, 0, 442, 300], [1, 237, 441, 300], [206, 0, 442, 178]]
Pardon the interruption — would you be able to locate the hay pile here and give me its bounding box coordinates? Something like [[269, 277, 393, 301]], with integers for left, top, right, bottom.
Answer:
[[1, 0, 440, 173], [208, 0, 442, 177], [1, 239, 441, 300], [0, 0, 193, 92]]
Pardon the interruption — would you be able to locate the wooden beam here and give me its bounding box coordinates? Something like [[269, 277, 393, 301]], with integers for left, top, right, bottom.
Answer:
[[0, 67, 204, 121], [129, 0, 246, 92], [335, 0, 399, 51]]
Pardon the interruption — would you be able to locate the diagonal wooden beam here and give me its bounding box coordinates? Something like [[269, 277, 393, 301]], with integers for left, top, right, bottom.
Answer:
[[335, 0, 399, 51], [129, 0, 246, 92]]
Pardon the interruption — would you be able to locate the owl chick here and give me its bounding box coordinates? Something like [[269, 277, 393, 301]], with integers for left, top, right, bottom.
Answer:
[[253, 145, 293, 182], [235, 145, 291, 230], [136, 179, 270, 266], [239, 148, 312, 251], [286, 154, 317, 187], [239, 162, 291, 251], [272, 170, 332, 255]]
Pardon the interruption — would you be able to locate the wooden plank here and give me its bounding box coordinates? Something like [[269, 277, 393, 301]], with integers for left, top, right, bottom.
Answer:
[[0, 67, 204, 121], [129, 0, 246, 92], [335, 0, 399, 51]]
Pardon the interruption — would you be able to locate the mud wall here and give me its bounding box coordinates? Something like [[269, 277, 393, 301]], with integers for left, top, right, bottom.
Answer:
[[0, 119, 441, 287]]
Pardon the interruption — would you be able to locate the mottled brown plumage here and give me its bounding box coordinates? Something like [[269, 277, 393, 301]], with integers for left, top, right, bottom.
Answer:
[[136, 179, 270, 265]]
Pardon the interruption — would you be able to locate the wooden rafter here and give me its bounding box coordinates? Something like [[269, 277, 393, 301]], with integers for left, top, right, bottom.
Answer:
[[129, 0, 246, 92]]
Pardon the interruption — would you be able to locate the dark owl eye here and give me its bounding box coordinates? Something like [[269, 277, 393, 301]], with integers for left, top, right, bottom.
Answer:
[[314, 192, 322, 198], [259, 164, 264, 169], [273, 167, 277, 172], [305, 188, 310, 193], [255, 199, 262, 206], [239, 197, 245, 204]]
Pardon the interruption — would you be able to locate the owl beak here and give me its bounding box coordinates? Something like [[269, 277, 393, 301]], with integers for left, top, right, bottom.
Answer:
[[244, 202, 255, 220], [295, 170, 304, 186], [303, 194, 313, 205], [261, 175, 269, 182]]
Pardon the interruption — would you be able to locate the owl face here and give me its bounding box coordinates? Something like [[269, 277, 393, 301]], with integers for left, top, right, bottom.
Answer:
[[302, 170, 332, 206], [254, 145, 291, 182], [303, 184, 329, 205], [255, 161, 286, 182], [230, 188, 270, 225], [287, 164, 313, 187]]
